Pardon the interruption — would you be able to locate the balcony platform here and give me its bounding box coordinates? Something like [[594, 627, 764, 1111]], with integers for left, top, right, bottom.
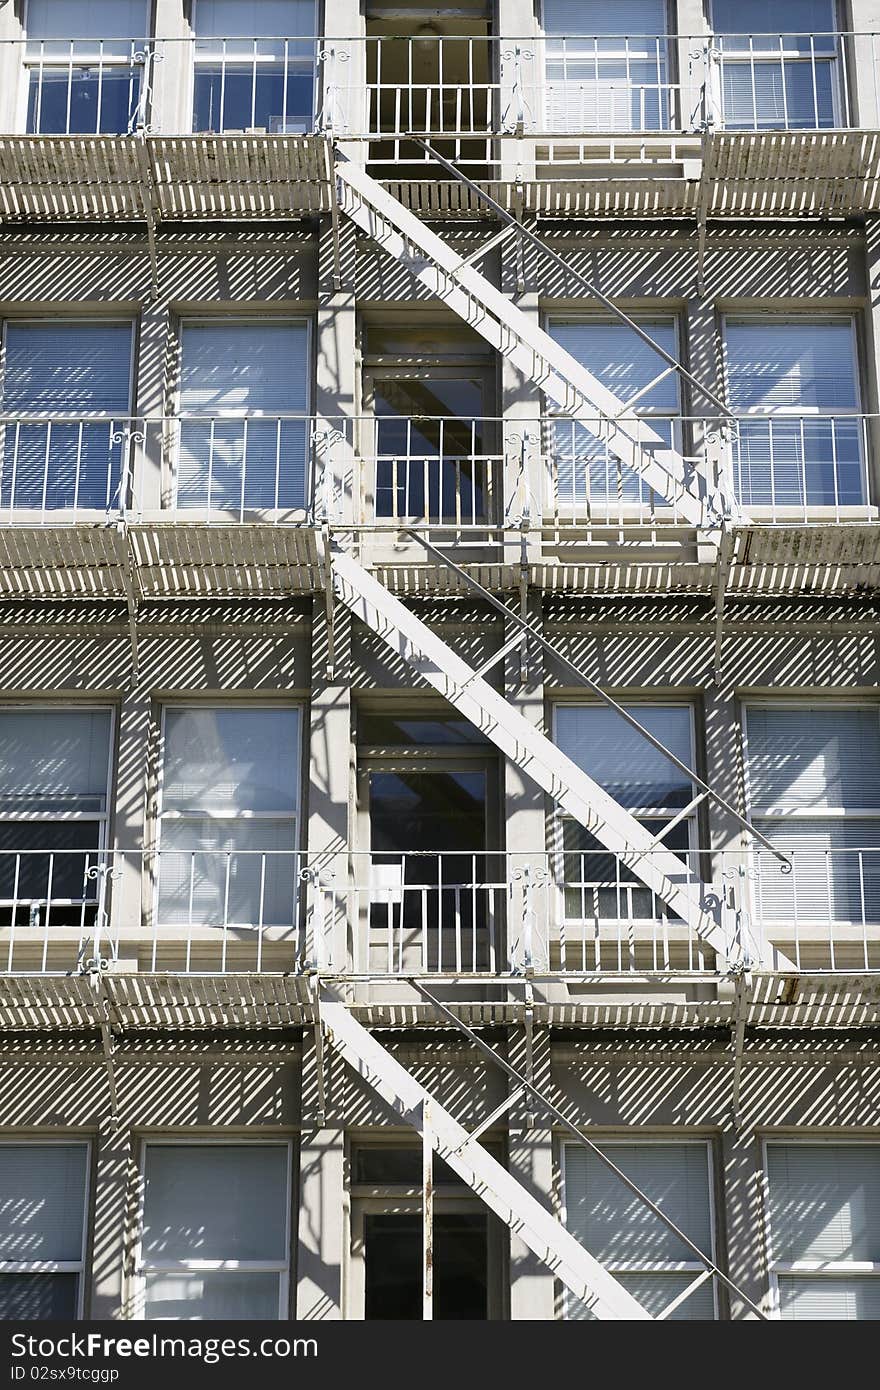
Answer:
[[0, 968, 876, 1034], [0, 521, 875, 602], [1, 128, 878, 227], [0, 134, 332, 225]]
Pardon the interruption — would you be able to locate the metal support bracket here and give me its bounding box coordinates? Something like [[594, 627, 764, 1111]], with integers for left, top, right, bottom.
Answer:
[[712, 523, 734, 685], [729, 969, 752, 1128], [309, 976, 327, 1128], [325, 139, 344, 292], [133, 133, 161, 301], [321, 525, 336, 681], [111, 520, 140, 686]]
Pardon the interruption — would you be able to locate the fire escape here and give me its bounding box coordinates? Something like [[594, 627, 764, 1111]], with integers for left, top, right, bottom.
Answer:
[[0, 20, 878, 1320]]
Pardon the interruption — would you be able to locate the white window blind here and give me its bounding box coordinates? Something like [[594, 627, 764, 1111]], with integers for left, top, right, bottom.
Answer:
[[746, 706, 880, 811], [547, 320, 678, 507], [725, 321, 857, 413], [2, 323, 133, 415], [767, 1144, 880, 1320], [158, 707, 300, 929], [25, 0, 148, 41], [140, 1145, 289, 1321], [542, 0, 666, 37], [0, 709, 111, 815], [0, 1144, 88, 1321], [177, 321, 309, 509], [745, 706, 880, 928], [556, 704, 693, 809], [564, 1143, 715, 1320], [193, 0, 314, 39]]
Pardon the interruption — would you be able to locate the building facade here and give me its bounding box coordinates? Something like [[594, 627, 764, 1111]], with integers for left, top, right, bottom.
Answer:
[[0, 0, 877, 1322]]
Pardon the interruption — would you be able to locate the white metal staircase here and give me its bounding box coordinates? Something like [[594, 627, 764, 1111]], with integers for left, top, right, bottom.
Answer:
[[319, 993, 652, 1319], [331, 548, 729, 958], [335, 157, 719, 528]]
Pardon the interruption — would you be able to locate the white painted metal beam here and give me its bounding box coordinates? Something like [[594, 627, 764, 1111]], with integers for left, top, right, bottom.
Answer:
[[320, 995, 653, 1320]]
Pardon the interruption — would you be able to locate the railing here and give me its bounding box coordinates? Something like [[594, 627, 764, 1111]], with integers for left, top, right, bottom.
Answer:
[[0, 413, 874, 530], [1, 846, 878, 978], [2, 33, 877, 140]]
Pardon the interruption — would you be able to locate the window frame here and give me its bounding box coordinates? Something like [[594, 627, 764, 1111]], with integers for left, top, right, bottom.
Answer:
[[560, 1136, 719, 1320], [550, 699, 700, 928], [537, 0, 674, 135], [0, 703, 116, 926], [542, 313, 684, 514], [708, 1, 845, 131], [188, 0, 318, 136], [721, 315, 868, 513], [154, 701, 303, 932], [761, 1135, 880, 1320], [170, 314, 312, 514], [741, 698, 880, 932], [0, 1138, 92, 1319], [20, 0, 152, 136], [132, 1138, 293, 1321]]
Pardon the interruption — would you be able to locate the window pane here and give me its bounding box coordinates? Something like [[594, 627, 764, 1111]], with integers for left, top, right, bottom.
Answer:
[[177, 418, 308, 509], [141, 1145, 288, 1262], [25, 0, 147, 42], [725, 322, 857, 412], [767, 1145, 880, 1263], [157, 817, 297, 927], [193, 0, 314, 40], [179, 322, 308, 414], [549, 321, 679, 411], [713, 1, 837, 42], [0, 1145, 88, 1262], [358, 713, 490, 747], [745, 707, 880, 810], [162, 709, 300, 815], [753, 819, 880, 924], [543, 1, 666, 41], [2, 323, 133, 414], [144, 1271, 281, 1321], [555, 705, 693, 809], [0, 710, 111, 815], [778, 1276, 880, 1320], [565, 1143, 713, 1265], [0, 1273, 78, 1321]]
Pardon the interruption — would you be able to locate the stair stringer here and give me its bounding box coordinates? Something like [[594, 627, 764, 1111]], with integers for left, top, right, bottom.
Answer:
[[320, 995, 653, 1320], [336, 157, 722, 529], [332, 548, 728, 957]]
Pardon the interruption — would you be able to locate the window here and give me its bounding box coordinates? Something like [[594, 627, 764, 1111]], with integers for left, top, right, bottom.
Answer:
[[23, 0, 149, 134], [157, 707, 301, 933], [563, 1142, 716, 1319], [191, 0, 316, 134], [554, 704, 697, 927], [765, 1143, 880, 1319], [0, 1143, 89, 1319], [711, 1, 842, 130], [0, 709, 112, 933], [0, 321, 133, 513], [546, 319, 680, 511], [175, 321, 310, 512], [541, 1, 671, 133], [138, 1144, 291, 1320], [724, 319, 864, 510], [349, 1144, 505, 1319], [743, 704, 880, 929]]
